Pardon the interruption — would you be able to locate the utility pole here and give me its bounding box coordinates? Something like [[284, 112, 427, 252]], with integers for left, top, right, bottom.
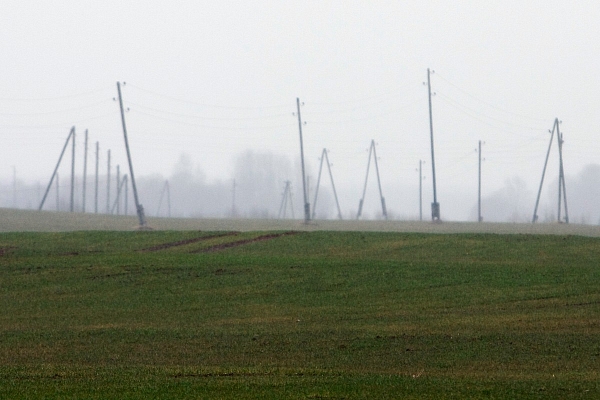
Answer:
[[533, 118, 568, 223], [94, 142, 99, 214], [296, 98, 310, 223], [156, 180, 171, 217], [278, 180, 295, 219], [557, 123, 569, 223], [106, 149, 111, 214], [427, 68, 440, 222], [357, 140, 387, 220], [82, 129, 88, 213], [115, 165, 120, 215], [478, 140, 483, 222], [70, 127, 76, 212], [117, 81, 147, 227], [312, 149, 343, 220], [39, 126, 75, 211]]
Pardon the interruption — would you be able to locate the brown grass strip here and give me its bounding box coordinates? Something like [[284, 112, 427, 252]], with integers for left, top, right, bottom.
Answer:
[[140, 232, 239, 252], [191, 231, 299, 253]]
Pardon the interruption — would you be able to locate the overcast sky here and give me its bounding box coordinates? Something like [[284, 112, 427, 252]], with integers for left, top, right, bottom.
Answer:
[[1, 1, 599, 220]]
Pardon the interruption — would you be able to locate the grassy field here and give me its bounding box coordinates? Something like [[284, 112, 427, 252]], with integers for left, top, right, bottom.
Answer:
[[1, 229, 600, 398]]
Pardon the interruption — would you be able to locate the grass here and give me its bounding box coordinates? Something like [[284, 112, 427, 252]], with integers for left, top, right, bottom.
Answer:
[[1, 230, 599, 398]]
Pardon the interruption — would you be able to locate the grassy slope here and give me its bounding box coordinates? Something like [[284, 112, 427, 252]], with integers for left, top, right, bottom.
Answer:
[[0, 230, 599, 399]]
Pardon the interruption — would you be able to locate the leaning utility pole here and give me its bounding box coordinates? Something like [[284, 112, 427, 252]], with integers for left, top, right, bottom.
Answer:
[[312, 148, 342, 220], [117, 81, 147, 227], [427, 68, 441, 222], [296, 98, 310, 223], [39, 126, 75, 211], [356, 140, 387, 220], [278, 180, 295, 219], [82, 129, 88, 212], [532, 118, 569, 223]]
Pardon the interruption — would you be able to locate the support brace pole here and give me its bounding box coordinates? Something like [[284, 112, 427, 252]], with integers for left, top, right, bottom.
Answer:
[[39, 126, 75, 211]]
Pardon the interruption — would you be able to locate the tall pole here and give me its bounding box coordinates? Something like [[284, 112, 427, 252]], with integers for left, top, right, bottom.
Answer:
[[106, 149, 111, 214], [94, 141, 99, 214], [427, 68, 440, 221], [115, 165, 120, 215], [296, 97, 310, 223], [357, 142, 374, 220], [70, 127, 76, 212], [312, 149, 326, 220], [478, 140, 482, 222], [82, 129, 88, 213], [371, 141, 387, 219], [557, 122, 569, 223], [39, 126, 75, 211], [117, 81, 147, 227]]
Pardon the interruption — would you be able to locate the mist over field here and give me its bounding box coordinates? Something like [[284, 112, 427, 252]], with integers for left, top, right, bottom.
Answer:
[[1, 150, 599, 225]]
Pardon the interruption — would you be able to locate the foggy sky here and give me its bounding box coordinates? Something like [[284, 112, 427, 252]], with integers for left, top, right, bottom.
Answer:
[[1, 1, 599, 221]]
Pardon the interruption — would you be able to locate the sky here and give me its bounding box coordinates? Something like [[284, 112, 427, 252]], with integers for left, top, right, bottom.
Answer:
[[1, 1, 599, 221]]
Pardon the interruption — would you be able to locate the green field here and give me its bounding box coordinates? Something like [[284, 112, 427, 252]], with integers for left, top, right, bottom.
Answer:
[[1, 229, 599, 399]]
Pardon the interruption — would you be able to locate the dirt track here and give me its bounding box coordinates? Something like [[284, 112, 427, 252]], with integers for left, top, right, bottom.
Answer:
[[2, 208, 600, 237]]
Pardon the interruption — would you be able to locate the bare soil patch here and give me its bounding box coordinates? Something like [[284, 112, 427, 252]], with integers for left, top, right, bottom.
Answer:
[[141, 232, 238, 252], [192, 231, 299, 253]]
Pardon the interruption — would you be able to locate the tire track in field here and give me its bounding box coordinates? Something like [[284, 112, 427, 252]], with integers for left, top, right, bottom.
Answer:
[[191, 231, 299, 253], [141, 232, 239, 252]]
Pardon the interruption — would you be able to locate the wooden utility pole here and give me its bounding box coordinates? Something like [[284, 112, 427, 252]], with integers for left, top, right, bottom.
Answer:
[[312, 148, 342, 220], [357, 140, 387, 220], [70, 128, 76, 212], [117, 81, 147, 227], [296, 98, 310, 223], [82, 129, 88, 213], [533, 118, 569, 223], [427, 68, 440, 222]]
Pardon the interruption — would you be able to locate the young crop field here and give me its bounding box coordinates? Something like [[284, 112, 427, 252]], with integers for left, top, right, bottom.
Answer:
[[1, 228, 599, 398]]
